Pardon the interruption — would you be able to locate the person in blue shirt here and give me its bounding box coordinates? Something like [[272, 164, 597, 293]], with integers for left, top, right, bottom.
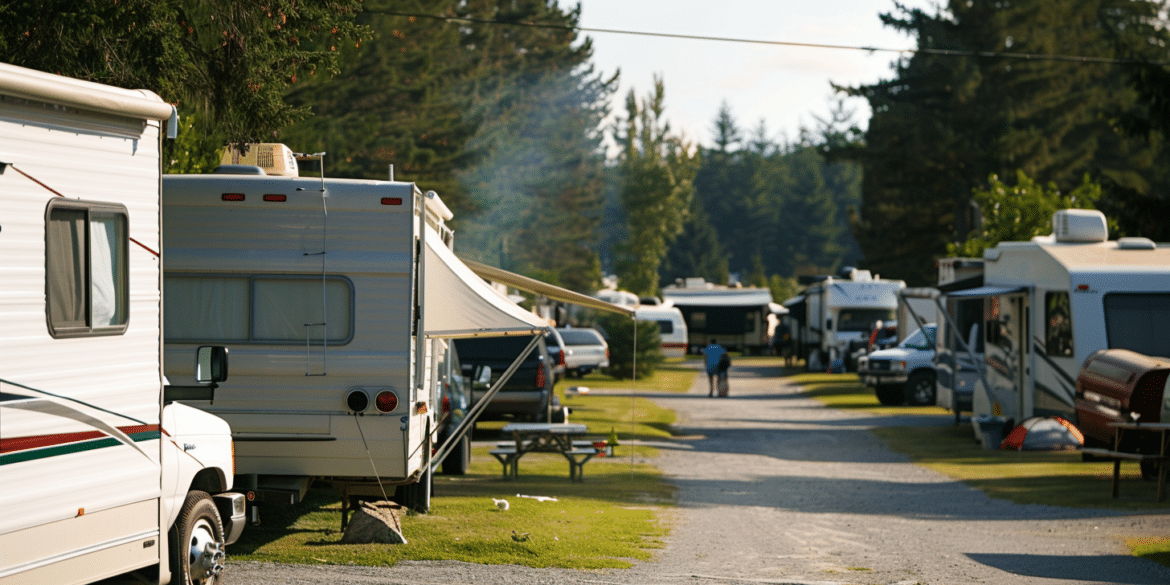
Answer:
[[704, 340, 727, 397]]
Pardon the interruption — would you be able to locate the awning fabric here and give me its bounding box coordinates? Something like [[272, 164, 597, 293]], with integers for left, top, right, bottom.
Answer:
[[423, 228, 550, 338], [460, 259, 636, 317], [944, 285, 1028, 298]]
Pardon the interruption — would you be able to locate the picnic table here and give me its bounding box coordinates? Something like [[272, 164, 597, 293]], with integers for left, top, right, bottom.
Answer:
[[1081, 421, 1170, 502], [489, 422, 599, 481]]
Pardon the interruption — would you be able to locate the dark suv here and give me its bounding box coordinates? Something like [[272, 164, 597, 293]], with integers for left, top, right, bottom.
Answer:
[[453, 334, 557, 422]]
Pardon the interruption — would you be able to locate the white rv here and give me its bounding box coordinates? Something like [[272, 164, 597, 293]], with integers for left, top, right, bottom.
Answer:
[[661, 278, 776, 354], [0, 63, 243, 585], [161, 150, 551, 517], [792, 269, 905, 371], [956, 210, 1170, 439], [933, 258, 986, 424], [633, 303, 689, 358]]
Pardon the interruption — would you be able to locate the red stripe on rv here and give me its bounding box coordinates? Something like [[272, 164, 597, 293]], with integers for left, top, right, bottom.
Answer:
[[0, 424, 160, 454]]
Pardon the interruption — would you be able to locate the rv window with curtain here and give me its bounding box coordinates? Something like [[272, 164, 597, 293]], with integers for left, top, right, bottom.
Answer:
[[1044, 291, 1073, 357], [45, 200, 129, 337], [1104, 293, 1170, 358], [165, 275, 353, 344]]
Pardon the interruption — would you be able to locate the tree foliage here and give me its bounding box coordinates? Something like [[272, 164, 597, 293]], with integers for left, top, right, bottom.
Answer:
[[598, 313, 664, 380], [614, 78, 699, 296], [0, 0, 367, 148], [836, 0, 1170, 285], [948, 171, 1102, 258]]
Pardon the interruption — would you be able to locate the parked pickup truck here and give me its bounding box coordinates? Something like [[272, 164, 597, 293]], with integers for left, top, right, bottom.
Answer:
[[857, 324, 937, 406]]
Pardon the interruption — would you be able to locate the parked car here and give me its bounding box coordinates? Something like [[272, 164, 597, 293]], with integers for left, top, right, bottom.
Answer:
[[453, 335, 558, 422], [543, 327, 568, 382], [857, 324, 938, 406], [557, 327, 610, 377], [436, 340, 471, 475]]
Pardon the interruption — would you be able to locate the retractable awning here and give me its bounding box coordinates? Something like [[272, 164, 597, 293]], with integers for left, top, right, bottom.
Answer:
[[944, 285, 1028, 298], [459, 259, 636, 317], [423, 228, 550, 338]]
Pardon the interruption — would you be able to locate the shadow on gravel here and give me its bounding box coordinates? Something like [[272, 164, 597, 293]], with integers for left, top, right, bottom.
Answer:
[[665, 474, 1122, 521], [965, 552, 1169, 584]]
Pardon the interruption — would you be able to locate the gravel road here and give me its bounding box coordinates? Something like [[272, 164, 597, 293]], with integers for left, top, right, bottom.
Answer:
[[223, 361, 1170, 584]]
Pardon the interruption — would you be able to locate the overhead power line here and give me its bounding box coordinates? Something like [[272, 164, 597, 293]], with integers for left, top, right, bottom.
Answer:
[[364, 9, 1167, 66]]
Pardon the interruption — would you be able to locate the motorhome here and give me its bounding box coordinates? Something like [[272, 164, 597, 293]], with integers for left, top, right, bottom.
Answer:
[[661, 278, 776, 354], [0, 63, 243, 585], [956, 210, 1170, 440], [161, 147, 551, 517], [788, 269, 905, 371]]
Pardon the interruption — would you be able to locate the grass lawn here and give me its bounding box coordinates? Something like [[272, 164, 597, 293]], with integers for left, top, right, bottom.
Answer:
[[228, 383, 681, 569], [559, 357, 695, 394], [786, 370, 1170, 566]]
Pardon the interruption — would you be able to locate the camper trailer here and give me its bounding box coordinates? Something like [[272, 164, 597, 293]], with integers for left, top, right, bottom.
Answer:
[[790, 269, 905, 371], [162, 150, 550, 516], [960, 210, 1170, 440], [661, 278, 776, 354], [0, 63, 243, 585], [634, 303, 689, 358], [933, 258, 986, 423]]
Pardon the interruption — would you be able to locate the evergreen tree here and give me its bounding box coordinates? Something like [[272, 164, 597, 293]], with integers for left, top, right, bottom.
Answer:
[[614, 78, 699, 296], [0, 0, 366, 148]]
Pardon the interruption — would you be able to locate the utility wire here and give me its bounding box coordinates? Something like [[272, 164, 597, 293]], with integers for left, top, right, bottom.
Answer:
[[364, 9, 1168, 66]]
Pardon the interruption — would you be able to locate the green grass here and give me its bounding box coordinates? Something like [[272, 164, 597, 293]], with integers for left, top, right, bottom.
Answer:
[[559, 358, 695, 394], [1128, 536, 1170, 567], [230, 453, 673, 569], [228, 388, 681, 569], [789, 372, 951, 416]]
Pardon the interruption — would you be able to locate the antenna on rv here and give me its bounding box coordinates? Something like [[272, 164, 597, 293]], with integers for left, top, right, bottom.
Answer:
[[389, 164, 394, 181], [295, 151, 330, 377]]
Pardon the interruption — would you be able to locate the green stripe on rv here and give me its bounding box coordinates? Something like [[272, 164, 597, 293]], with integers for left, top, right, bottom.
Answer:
[[0, 430, 160, 465]]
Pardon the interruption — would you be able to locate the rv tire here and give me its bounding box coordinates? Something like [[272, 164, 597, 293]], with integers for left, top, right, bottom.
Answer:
[[906, 371, 937, 406], [441, 435, 470, 476], [874, 385, 904, 406], [172, 491, 226, 585]]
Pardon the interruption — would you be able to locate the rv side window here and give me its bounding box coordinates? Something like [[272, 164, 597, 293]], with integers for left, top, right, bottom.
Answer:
[[1044, 291, 1073, 357], [656, 319, 674, 334], [165, 275, 354, 344], [45, 200, 129, 338], [1103, 293, 1170, 357]]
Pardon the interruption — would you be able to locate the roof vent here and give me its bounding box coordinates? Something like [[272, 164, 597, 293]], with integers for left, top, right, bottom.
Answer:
[[1117, 237, 1157, 250], [221, 143, 299, 177], [1053, 209, 1107, 243]]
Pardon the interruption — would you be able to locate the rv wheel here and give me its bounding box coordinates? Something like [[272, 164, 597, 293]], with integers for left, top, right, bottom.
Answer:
[[172, 491, 226, 585], [875, 385, 904, 406], [441, 435, 470, 476], [906, 371, 937, 406]]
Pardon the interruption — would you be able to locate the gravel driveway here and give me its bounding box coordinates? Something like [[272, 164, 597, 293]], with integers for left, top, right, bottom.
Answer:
[[224, 361, 1170, 584]]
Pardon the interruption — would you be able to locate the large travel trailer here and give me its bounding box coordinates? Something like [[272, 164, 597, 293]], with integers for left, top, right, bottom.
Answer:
[[661, 278, 776, 354], [162, 149, 550, 516], [634, 303, 689, 358], [956, 210, 1170, 439], [790, 269, 905, 371], [0, 63, 243, 585]]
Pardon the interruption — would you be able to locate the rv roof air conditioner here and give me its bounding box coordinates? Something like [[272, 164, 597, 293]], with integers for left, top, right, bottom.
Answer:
[[220, 143, 300, 177], [1053, 209, 1107, 243]]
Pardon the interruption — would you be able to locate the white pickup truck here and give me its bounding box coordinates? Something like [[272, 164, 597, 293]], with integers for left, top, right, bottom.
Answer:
[[856, 325, 938, 406]]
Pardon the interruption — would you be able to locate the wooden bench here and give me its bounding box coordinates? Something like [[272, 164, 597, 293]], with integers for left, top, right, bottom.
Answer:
[[491, 441, 602, 481], [561, 447, 600, 482], [489, 446, 520, 480]]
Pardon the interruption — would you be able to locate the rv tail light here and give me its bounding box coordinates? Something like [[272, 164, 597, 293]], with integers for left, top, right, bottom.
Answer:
[[381, 197, 403, 206], [535, 363, 547, 388], [222, 193, 245, 201], [376, 390, 398, 413], [263, 194, 287, 202], [1077, 284, 1090, 291], [346, 389, 370, 413]]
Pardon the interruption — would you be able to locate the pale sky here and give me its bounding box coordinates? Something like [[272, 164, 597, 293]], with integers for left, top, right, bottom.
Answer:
[[576, 0, 937, 148]]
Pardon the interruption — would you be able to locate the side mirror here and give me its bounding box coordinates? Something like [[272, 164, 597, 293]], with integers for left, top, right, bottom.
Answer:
[[196, 346, 229, 384]]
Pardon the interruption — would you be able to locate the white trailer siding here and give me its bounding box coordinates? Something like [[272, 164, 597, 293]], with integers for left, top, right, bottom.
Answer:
[[0, 72, 166, 581], [163, 176, 422, 480]]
